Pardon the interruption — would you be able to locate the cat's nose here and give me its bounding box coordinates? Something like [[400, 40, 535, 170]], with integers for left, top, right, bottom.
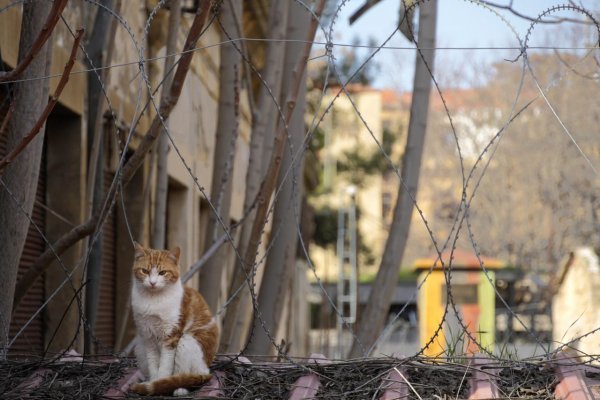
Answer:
[[150, 281, 156, 287]]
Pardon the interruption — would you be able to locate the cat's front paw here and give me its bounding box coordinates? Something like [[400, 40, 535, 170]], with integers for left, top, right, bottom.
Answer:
[[173, 388, 190, 396]]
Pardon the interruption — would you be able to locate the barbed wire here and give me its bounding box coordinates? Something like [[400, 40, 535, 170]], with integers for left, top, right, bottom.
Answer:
[[0, 0, 599, 390], [0, 41, 598, 87]]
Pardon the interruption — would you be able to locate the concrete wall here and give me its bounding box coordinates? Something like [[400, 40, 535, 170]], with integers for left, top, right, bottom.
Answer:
[[0, 0, 85, 114], [552, 248, 600, 357]]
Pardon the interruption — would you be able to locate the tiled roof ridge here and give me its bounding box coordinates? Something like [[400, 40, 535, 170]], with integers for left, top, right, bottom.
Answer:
[[6, 350, 600, 399]]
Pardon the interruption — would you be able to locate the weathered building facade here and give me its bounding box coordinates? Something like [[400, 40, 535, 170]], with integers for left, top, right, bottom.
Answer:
[[0, 1, 254, 356]]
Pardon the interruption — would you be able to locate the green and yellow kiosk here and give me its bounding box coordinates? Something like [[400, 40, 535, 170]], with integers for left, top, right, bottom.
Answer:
[[414, 249, 504, 357]]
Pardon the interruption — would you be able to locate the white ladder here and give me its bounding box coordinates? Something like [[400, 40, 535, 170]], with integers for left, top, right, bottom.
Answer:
[[336, 187, 358, 358]]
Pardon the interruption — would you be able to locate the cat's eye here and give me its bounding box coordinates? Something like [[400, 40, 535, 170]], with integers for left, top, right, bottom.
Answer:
[[139, 268, 149, 275], [158, 270, 166, 276]]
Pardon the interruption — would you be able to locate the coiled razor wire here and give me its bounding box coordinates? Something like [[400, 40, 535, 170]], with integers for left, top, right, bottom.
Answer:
[[0, 0, 599, 375]]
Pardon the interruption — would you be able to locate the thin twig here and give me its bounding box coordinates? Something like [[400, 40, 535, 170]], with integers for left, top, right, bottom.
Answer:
[[0, 0, 69, 82], [182, 230, 231, 283], [0, 104, 13, 138], [394, 367, 423, 400], [455, 360, 471, 399], [479, 0, 590, 24], [0, 28, 85, 175]]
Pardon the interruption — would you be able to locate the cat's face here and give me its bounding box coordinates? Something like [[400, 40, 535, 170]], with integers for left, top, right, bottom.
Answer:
[[132, 242, 181, 291]]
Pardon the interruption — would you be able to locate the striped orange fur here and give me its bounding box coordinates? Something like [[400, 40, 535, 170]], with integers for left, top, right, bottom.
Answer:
[[130, 373, 212, 396]]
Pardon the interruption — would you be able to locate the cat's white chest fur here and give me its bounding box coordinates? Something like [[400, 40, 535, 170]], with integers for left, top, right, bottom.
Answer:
[[131, 281, 183, 339]]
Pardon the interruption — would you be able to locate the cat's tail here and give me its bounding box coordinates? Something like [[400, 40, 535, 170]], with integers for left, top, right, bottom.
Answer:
[[130, 373, 212, 396]]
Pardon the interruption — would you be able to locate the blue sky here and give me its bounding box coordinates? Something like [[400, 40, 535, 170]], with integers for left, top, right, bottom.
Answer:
[[327, 0, 596, 89]]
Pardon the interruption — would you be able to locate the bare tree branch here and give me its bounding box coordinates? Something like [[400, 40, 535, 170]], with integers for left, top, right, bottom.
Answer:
[[349, 0, 383, 25], [0, 105, 13, 138], [553, 49, 598, 80], [152, 0, 182, 249], [479, 0, 590, 24], [0, 0, 69, 82], [0, 29, 84, 175]]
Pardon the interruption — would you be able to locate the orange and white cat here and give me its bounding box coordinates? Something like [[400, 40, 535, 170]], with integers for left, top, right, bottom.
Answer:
[[129, 242, 219, 396]]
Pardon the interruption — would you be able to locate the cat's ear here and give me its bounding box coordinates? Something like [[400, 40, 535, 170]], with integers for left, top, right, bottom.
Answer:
[[133, 241, 146, 260], [167, 246, 181, 264]]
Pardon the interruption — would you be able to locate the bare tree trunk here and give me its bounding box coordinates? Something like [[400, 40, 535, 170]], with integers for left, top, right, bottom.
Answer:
[[84, 0, 116, 355], [348, 0, 437, 358], [245, 0, 309, 355], [152, 0, 182, 249], [198, 0, 242, 311], [115, 149, 155, 351], [219, 0, 291, 352], [0, 2, 53, 354], [219, 0, 325, 354]]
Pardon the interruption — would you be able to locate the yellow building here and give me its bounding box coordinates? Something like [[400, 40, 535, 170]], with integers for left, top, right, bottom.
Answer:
[[311, 84, 387, 280]]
